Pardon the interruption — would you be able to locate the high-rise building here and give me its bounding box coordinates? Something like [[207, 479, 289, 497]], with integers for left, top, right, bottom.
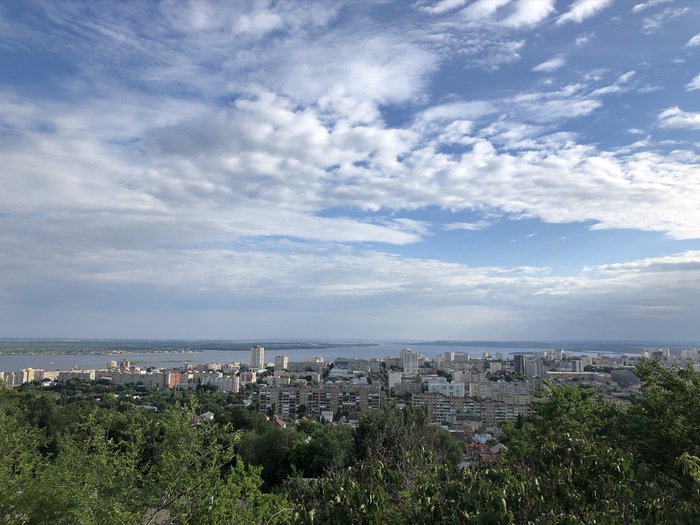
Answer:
[[571, 358, 584, 373], [401, 348, 419, 376], [525, 360, 544, 378], [250, 345, 265, 370], [275, 355, 288, 371], [514, 354, 526, 375]]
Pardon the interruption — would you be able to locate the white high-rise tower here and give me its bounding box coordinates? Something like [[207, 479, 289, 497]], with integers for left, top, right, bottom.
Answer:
[[250, 345, 265, 370], [401, 348, 419, 376], [274, 355, 288, 371]]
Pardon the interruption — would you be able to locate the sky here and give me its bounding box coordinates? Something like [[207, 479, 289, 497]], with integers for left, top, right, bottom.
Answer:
[[1, 0, 700, 341]]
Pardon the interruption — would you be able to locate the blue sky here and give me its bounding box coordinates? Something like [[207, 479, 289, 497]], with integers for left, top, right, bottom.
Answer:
[[1, 0, 700, 341]]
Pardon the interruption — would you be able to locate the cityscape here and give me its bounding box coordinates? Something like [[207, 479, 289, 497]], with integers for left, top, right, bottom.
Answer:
[[4, 342, 699, 431]]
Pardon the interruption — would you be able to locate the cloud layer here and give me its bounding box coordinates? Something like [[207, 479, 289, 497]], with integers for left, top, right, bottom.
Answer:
[[1, 0, 699, 340]]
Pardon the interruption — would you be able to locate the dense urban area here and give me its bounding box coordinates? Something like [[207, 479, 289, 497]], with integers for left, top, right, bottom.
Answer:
[[4, 344, 694, 427], [2, 343, 700, 523]]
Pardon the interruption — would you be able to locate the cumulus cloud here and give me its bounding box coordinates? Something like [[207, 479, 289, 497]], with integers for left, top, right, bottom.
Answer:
[[2, 0, 700, 339], [686, 33, 700, 47]]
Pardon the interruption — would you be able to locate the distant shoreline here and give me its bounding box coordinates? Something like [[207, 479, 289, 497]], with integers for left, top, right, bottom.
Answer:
[[0, 340, 379, 356]]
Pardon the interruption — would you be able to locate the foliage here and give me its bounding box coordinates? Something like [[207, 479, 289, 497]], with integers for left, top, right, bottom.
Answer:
[[238, 418, 355, 488], [494, 361, 700, 524], [290, 406, 466, 524], [0, 385, 290, 525], [0, 387, 42, 524], [354, 404, 463, 469]]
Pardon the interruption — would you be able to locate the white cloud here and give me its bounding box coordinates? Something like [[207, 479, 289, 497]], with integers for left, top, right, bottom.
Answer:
[[632, 0, 674, 14], [618, 71, 636, 83], [531, 54, 567, 72], [686, 33, 700, 47], [641, 7, 690, 34], [463, 38, 526, 71], [442, 221, 491, 231], [589, 251, 700, 274], [686, 73, 700, 91], [416, 101, 496, 125], [509, 83, 602, 123], [658, 107, 700, 129], [575, 32, 595, 45], [236, 9, 282, 36], [557, 0, 614, 25], [590, 70, 636, 95], [500, 0, 557, 28], [458, 0, 513, 23], [454, 0, 556, 28]]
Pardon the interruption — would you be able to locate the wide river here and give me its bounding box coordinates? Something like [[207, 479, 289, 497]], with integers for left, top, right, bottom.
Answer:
[[0, 342, 570, 373]]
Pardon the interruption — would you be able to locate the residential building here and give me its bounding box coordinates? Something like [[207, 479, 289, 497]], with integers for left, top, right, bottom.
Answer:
[[274, 355, 288, 372], [259, 385, 385, 418], [427, 381, 466, 397], [401, 348, 419, 376], [250, 345, 265, 370], [413, 393, 532, 425]]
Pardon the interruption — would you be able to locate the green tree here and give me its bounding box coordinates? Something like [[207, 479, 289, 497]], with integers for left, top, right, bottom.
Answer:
[[290, 422, 354, 478], [0, 386, 43, 524], [0, 386, 292, 525], [238, 425, 307, 488], [354, 404, 463, 469]]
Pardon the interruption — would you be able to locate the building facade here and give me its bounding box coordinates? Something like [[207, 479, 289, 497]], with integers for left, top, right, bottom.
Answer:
[[274, 355, 288, 372], [401, 348, 419, 376], [259, 385, 385, 418], [250, 345, 265, 370]]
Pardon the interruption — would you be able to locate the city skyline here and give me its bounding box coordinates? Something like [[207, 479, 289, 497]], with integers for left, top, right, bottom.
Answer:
[[1, 1, 700, 341]]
